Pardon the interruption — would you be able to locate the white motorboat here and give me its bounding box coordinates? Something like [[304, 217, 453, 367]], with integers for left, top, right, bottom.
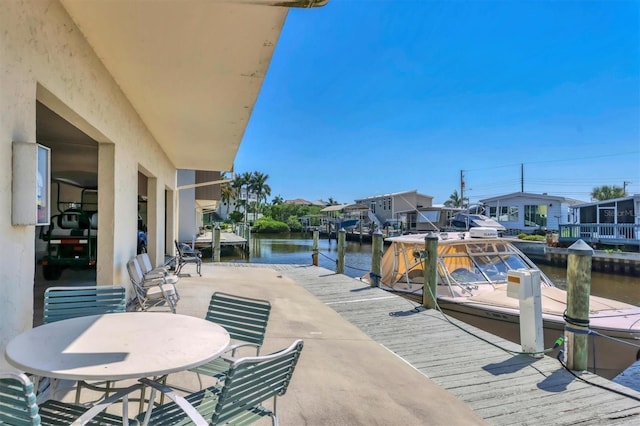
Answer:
[[372, 227, 640, 379]]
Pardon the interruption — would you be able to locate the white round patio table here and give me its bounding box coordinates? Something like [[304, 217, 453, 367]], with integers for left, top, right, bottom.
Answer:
[[5, 312, 230, 381]]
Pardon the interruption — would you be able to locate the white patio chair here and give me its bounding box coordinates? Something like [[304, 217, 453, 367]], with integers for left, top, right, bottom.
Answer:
[[126, 259, 177, 313], [136, 253, 180, 300]]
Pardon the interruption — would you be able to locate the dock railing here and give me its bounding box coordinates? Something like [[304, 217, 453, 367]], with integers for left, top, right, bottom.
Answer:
[[559, 223, 639, 246]]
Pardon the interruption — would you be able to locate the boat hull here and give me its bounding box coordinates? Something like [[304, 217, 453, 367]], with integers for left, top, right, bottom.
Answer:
[[378, 230, 640, 380], [436, 298, 640, 379]]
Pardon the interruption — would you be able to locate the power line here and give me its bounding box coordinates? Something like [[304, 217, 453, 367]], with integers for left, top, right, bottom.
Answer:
[[463, 151, 640, 172]]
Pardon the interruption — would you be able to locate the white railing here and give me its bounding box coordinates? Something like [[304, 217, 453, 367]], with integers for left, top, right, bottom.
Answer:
[[368, 211, 383, 229], [559, 223, 639, 242]]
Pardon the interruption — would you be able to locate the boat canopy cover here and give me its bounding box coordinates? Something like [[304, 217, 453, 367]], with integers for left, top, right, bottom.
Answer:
[[380, 231, 544, 288]]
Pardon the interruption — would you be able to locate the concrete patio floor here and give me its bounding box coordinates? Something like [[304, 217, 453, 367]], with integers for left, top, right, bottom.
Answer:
[[168, 263, 486, 425], [49, 263, 487, 425]]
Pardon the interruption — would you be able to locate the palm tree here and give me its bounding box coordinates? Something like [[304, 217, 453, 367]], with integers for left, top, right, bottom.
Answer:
[[220, 181, 234, 217], [272, 195, 284, 205], [444, 190, 467, 208], [231, 172, 252, 219], [327, 197, 339, 205], [591, 185, 626, 201], [250, 171, 271, 214]]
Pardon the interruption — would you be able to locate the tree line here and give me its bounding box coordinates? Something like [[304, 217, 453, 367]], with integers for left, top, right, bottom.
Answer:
[[220, 172, 628, 227], [219, 171, 332, 228]]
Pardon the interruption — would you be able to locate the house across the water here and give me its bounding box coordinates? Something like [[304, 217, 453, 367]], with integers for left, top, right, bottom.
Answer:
[[479, 192, 585, 234], [559, 194, 640, 250]]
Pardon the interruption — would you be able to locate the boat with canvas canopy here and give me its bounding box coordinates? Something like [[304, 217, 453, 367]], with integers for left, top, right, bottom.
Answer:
[[372, 227, 640, 379]]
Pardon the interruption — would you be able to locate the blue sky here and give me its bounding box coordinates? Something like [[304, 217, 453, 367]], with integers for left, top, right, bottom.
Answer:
[[234, 0, 640, 205]]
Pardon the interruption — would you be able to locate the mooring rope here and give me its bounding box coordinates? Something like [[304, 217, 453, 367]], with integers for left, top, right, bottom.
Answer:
[[316, 251, 371, 272]]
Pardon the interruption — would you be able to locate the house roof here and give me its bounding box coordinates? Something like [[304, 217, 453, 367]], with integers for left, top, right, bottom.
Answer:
[[355, 190, 433, 201], [479, 192, 585, 205], [285, 198, 313, 205], [320, 203, 369, 213], [571, 194, 640, 208]]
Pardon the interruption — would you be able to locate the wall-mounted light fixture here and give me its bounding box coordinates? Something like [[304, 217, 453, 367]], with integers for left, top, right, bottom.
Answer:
[[12, 142, 51, 226]]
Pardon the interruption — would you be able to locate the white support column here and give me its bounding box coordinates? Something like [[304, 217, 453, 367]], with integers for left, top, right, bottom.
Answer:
[[97, 143, 115, 285], [147, 176, 159, 264]]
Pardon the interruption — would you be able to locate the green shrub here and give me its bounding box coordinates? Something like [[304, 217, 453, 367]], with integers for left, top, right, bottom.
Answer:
[[286, 215, 303, 232], [228, 211, 244, 223], [252, 217, 290, 233], [518, 234, 546, 242]]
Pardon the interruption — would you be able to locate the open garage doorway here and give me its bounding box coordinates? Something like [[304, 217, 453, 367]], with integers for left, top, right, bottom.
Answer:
[[34, 101, 99, 325], [138, 172, 148, 255], [138, 170, 174, 266]]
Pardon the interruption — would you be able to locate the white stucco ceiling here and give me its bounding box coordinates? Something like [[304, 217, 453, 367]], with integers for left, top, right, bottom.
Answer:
[[60, 0, 326, 171]]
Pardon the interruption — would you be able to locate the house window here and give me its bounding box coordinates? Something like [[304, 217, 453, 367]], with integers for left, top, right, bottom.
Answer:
[[408, 213, 417, 229], [617, 199, 635, 224], [580, 206, 597, 223], [489, 206, 518, 222], [524, 205, 547, 227]]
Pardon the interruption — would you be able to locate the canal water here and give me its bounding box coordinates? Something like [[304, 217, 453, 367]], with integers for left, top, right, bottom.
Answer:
[[215, 233, 640, 306]]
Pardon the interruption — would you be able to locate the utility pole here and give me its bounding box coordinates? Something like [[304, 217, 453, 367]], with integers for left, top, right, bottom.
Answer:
[[521, 163, 524, 193], [460, 170, 465, 208], [623, 181, 630, 195]]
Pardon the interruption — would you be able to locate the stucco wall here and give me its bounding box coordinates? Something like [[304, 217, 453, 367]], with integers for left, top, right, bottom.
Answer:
[[0, 1, 177, 367]]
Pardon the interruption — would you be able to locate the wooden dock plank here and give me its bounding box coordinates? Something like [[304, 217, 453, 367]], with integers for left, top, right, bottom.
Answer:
[[263, 264, 640, 426]]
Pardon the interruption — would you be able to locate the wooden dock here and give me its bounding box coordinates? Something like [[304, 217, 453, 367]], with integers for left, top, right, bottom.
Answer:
[[259, 264, 640, 425], [188, 231, 248, 255]]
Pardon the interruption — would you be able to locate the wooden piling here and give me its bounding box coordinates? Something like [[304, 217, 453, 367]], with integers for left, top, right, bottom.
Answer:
[[213, 225, 221, 262], [422, 233, 438, 309], [370, 230, 383, 287], [244, 225, 251, 257], [312, 230, 319, 266], [337, 228, 346, 274], [565, 239, 594, 373]]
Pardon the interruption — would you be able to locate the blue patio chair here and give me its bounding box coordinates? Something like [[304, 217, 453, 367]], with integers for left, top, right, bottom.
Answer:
[[43, 285, 127, 325], [0, 371, 142, 426], [137, 339, 304, 426], [188, 292, 272, 389], [41, 286, 128, 403]]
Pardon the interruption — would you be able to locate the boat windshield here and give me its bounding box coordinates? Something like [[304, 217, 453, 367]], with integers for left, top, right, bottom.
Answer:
[[436, 240, 545, 295]]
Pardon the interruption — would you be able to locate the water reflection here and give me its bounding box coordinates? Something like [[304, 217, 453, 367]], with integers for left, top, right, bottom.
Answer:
[[218, 233, 640, 306]]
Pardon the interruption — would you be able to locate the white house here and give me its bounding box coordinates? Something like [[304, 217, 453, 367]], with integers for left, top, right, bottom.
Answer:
[[0, 0, 325, 368], [570, 195, 640, 226], [561, 195, 640, 247], [479, 192, 585, 232]]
